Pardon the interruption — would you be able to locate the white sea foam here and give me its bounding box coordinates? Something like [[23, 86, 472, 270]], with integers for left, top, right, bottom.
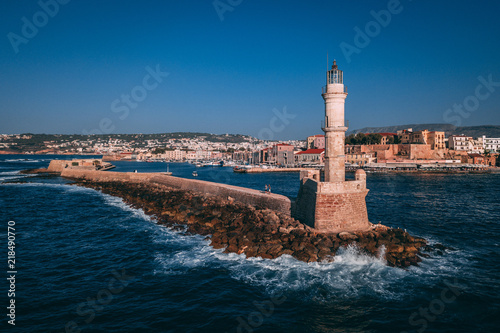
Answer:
[[0, 176, 22, 182], [0, 170, 21, 176], [101, 193, 155, 223], [226, 244, 409, 299], [3, 158, 45, 163], [149, 219, 468, 301], [149, 229, 414, 299], [0, 170, 28, 182], [0, 182, 98, 196]]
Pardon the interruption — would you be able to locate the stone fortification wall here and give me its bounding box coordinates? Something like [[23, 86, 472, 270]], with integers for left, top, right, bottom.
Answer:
[[294, 168, 371, 233], [60, 169, 292, 215], [47, 160, 70, 173], [293, 178, 318, 227], [408, 144, 432, 160], [314, 189, 371, 232], [318, 179, 366, 192], [48, 159, 101, 173], [61, 169, 158, 182]]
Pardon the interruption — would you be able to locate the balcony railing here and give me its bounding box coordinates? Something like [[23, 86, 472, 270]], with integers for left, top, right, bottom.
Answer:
[[322, 85, 348, 94], [321, 119, 349, 130]]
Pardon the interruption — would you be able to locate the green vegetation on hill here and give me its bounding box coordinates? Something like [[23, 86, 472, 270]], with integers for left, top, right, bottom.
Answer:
[[346, 133, 384, 145]]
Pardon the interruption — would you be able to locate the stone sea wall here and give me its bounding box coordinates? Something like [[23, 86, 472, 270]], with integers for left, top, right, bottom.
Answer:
[[60, 169, 292, 215], [59, 168, 431, 268]]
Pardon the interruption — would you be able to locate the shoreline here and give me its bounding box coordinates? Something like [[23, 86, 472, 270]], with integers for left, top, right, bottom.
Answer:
[[235, 167, 313, 173], [360, 168, 500, 174]]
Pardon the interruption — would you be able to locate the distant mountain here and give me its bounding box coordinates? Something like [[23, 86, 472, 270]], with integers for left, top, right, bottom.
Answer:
[[347, 124, 500, 138]]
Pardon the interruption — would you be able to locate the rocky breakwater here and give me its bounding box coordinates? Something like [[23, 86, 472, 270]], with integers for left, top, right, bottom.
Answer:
[[69, 179, 433, 268]]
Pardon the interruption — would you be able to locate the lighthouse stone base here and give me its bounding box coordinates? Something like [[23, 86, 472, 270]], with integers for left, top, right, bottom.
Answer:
[[293, 170, 372, 233]]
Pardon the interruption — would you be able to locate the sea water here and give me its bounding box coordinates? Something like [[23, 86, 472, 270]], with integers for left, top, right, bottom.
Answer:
[[0, 156, 498, 332]]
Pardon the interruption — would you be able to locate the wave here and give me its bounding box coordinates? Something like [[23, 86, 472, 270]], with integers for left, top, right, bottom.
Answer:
[[227, 245, 408, 300], [150, 229, 413, 300], [0, 171, 31, 182], [101, 193, 155, 223], [3, 158, 46, 163], [0, 176, 23, 182], [0, 170, 21, 175], [0, 182, 98, 195]]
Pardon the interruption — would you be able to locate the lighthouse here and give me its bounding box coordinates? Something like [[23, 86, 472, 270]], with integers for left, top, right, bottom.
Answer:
[[294, 60, 371, 232], [322, 60, 347, 183]]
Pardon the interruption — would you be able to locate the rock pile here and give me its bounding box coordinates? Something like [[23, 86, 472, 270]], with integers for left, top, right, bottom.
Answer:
[[73, 179, 429, 268]]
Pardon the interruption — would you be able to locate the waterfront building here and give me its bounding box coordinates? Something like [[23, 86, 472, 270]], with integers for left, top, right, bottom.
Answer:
[[345, 144, 376, 165], [345, 151, 375, 166], [449, 135, 474, 152], [373, 133, 397, 145], [472, 137, 485, 154], [295, 148, 324, 164], [411, 130, 428, 145], [482, 136, 500, 153], [398, 129, 413, 144], [186, 151, 197, 160], [464, 153, 496, 166], [195, 150, 211, 160], [161, 149, 186, 161], [260, 147, 271, 164], [398, 129, 445, 150], [270, 143, 294, 166], [427, 131, 446, 150], [306, 134, 325, 149]]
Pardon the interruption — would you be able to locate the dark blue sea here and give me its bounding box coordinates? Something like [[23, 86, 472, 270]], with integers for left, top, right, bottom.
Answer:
[[1, 155, 499, 333]]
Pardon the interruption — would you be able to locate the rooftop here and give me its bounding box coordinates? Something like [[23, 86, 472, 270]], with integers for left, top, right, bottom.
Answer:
[[373, 133, 397, 136], [296, 149, 325, 155]]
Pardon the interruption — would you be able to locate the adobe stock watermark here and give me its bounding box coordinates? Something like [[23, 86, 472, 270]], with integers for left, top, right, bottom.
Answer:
[[62, 269, 135, 333], [213, 0, 243, 21], [443, 74, 500, 127], [401, 278, 463, 333], [82, 64, 169, 135], [7, 0, 71, 54], [339, 0, 407, 63], [257, 107, 296, 141], [232, 295, 287, 333]]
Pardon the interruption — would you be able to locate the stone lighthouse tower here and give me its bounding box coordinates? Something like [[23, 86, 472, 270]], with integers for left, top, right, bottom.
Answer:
[[323, 60, 347, 183], [294, 60, 371, 233]]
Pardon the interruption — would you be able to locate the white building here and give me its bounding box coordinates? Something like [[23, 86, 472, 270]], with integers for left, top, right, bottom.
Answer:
[[448, 135, 474, 152], [185, 151, 197, 160], [482, 136, 500, 152], [161, 149, 186, 161], [472, 137, 484, 153]]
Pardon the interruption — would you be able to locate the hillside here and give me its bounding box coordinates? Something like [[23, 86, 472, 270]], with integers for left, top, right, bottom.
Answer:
[[347, 124, 500, 138], [0, 132, 255, 154]]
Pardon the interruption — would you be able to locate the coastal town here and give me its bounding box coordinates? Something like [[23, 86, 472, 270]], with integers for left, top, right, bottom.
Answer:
[[1, 128, 499, 171]]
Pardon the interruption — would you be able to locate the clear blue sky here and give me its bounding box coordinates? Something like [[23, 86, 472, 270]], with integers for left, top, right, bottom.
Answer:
[[1, 0, 499, 139]]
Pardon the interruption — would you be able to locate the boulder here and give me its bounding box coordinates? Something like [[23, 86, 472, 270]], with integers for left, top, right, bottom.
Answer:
[[267, 244, 284, 257], [224, 244, 238, 253], [338, 232, 358, 241]]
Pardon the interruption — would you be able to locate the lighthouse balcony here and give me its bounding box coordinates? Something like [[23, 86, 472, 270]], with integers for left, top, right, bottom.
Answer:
[[321, 119, 349, 131], [322, 85, 348, 94]]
